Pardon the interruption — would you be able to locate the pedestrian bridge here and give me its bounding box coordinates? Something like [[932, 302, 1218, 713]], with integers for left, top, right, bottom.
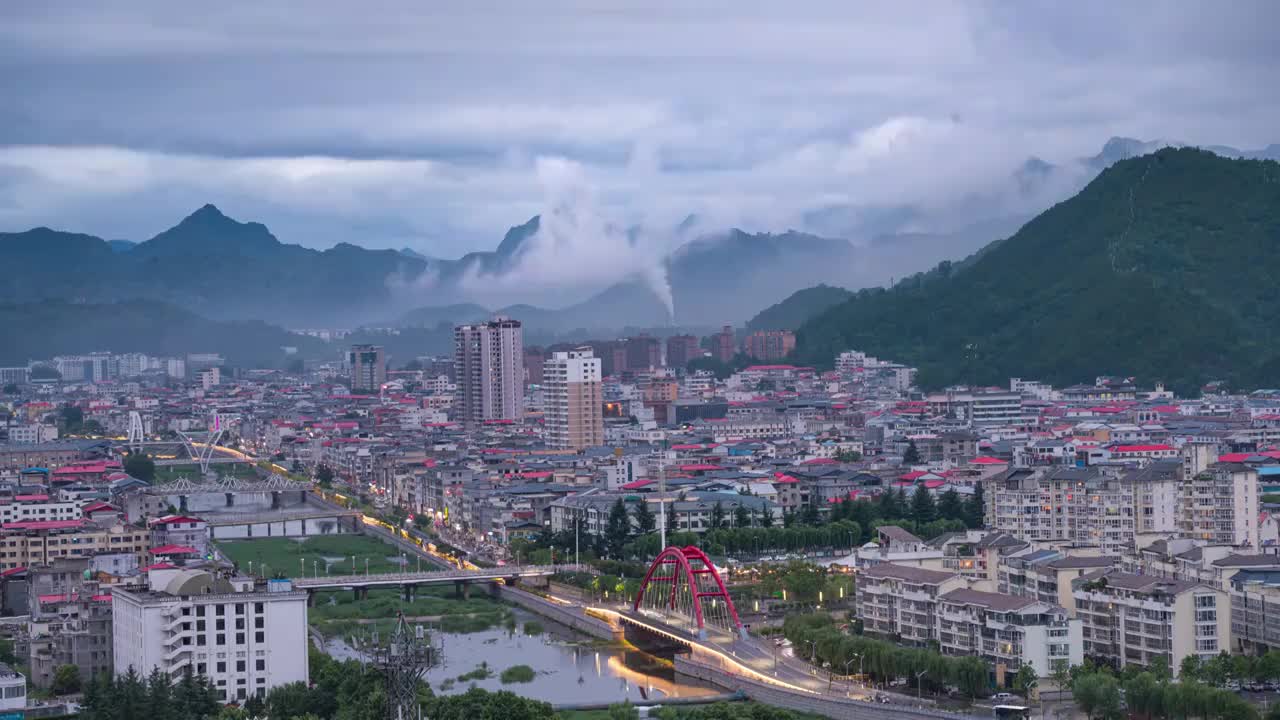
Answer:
[[290, 564, 585, 593]]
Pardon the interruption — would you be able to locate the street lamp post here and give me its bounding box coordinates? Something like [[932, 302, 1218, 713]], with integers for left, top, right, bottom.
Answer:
[[916, 670, 928, 700]]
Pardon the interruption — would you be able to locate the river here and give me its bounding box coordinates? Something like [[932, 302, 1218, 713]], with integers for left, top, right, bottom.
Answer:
[[322, 608, 719, 705]]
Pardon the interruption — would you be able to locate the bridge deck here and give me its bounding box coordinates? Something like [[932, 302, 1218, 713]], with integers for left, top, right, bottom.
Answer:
[[289, 564, 583, 590]]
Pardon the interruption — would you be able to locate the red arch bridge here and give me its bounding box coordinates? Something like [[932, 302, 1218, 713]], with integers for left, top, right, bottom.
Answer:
[[632, 545, 746, 641]]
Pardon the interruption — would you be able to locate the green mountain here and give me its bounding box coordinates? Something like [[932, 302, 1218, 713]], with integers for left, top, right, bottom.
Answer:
[[794, 149, 1280, 393], [0, 300, 328, 368], [746, 284, 853, 331]]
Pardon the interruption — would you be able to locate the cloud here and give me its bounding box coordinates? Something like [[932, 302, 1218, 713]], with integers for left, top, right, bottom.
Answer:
[[0, 1, 1276, 275]]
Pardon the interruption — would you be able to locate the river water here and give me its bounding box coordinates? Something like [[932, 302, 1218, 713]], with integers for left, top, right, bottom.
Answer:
[[323, 608, 718, 705]]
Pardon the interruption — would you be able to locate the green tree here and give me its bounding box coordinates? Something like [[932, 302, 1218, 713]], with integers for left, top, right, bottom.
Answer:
[[937, 488, 964, 522], [734, 503, 751, 528], [760, 505, 775, 528], [124, 453, 156, 483], [606, 497, 632, 558], [709, 501, 726, 531], [2, 383, 17, 394], [1075, 672, 1125, 720], [910, 487, 937, 524], [1014, 664, 1038, 698], [1123, 672, 1164, 720], [902, 440, 921, 464], [50, 663, 81, 695], [963, 483, 986, 529], [244, 694, 266, 719], [1180, 654, 1203, 682], [607, 701, 640, 720], [634, 500, 656, 535], [315, 463, 335, 487], [799, 502, 821, 526], [835, 449, 863, 463], [60, 404, 84, 429], [665, 504, 678, 535]]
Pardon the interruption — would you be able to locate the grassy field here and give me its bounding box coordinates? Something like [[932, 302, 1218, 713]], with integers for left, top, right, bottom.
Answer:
[[154, 462, 259, 484], [216, 534, 412, 577], [218, 535, 514, 639], [308, 586, 510, 637]]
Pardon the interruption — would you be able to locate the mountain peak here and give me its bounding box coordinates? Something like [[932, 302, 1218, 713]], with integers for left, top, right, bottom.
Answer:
[[185, 203, 231, 224], [496, 215, 540, 258]]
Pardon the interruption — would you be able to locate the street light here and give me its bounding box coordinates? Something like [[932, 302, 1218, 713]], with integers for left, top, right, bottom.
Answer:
[[916, 670, 928, 700]]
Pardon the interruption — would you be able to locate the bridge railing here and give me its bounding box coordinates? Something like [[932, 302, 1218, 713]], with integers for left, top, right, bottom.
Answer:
[[289, 563, 591, 585]]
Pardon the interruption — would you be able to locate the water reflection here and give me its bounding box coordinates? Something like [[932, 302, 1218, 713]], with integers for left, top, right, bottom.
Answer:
[[323, 609, 717, 705]]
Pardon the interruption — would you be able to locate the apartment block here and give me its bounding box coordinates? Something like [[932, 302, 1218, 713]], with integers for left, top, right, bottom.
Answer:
[[1179, 463, 1259, 548], [543, 349, 604, 451], [1229, 569, 1280, 654], [112, 570, 308, 703], [856, 563, 966, 645], [999, 550, 1120, 615], [986, 464, 1179, 553], [1072, 571, 1228, 674], [454, 317, 524, 422], [0, 519, 149, 571], [937, 587, 1082, 676]]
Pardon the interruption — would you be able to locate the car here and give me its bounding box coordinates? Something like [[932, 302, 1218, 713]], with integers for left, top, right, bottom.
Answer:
[[993, 693, 1016, 701]]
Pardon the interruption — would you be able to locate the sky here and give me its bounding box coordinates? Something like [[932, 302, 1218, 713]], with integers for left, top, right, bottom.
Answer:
[[1, 1, 1278, 261]]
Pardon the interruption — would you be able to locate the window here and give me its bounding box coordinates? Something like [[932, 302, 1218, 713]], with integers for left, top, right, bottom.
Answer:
[[1195, 610, 1216, 623], [236, 660, 245, 672], [255, 631, 264, 643], [216, 619, 225, 631], [1195, 595, 1217, 608], [254, 617, 264, 629], [256, 659, 265, 671], [236, 603, 245, 614], [236, 633, 245, 645], [255, 602, 264, 613], [216, 662, 226, 673], [216, 605, 225, 616]]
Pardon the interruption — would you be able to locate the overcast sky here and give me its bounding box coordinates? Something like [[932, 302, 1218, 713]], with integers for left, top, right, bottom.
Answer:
[[1, 1, 1277, 257]]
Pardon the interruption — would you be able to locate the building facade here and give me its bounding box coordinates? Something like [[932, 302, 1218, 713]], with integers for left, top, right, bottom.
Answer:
[[1180, 463, 1259, 548], [665, 335, 701, 369], [112, 571, 309, 703], [743, 331, 796, 362], [543, 349, 604, 451], [454, 318, 524, 422], [347, 344, 386, 392], [856, 563, 966, 645]]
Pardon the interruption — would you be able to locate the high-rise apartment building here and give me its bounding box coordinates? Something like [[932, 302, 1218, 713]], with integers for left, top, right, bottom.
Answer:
[[711, 325, 735, 363], [454, 317, 524, 422], [347, 344, 386, 392], [543, 349, 604, 450], [743, 330, 796, 361], [625, 336, 661, 371], [665, 335, 701, 369]]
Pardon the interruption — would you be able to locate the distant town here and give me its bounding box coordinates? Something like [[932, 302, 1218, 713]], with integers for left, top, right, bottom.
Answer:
[[1, 315, 1279, 718]]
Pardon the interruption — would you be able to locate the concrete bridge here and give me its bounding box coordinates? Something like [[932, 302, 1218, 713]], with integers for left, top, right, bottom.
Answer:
[[291, 564, 587, 601]]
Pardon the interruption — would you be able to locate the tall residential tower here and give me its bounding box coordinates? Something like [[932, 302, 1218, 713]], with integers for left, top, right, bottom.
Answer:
[[542, 349, 604, 451], [454, 317, 524, 422]]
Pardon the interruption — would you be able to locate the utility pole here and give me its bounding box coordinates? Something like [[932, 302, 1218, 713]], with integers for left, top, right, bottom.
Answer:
[[575, 516, 580, 567], [658, 440, 667, 549]]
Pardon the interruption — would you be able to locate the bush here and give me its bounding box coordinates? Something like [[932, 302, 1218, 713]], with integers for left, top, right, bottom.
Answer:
[[500, 665, 536, 684], [524, 620, 545, 636]]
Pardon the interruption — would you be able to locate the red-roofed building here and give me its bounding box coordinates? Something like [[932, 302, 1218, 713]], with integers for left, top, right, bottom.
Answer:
[[149, 514, 209, 559], [1109, 444, 1177, 460]]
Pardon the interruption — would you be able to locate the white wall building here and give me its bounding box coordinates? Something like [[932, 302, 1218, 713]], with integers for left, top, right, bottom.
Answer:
[[112, 570, 308, 703], [0, 664, 26, 711]]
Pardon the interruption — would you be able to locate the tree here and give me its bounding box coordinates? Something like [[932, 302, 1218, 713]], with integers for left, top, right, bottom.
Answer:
[[937, 488, 964, 522], [50, 663, 82, 695], [1014, 664, 1038, 699], [607, 701, 640, 720], [910, 486, 937, 524], [2, 383, 17, 394], [964, 483, 986, 529], [124, 453, 156, 483], [1179, 654, 1203, 682], [799, 502, 821, 526], [902, 440, 921, 464], [634, 500, 656, 535], [835, 449, 863, 463], [761, 505, 775, 528], [734, 503, 751, 529], [60, 404, 85, 429], [606, 498, 632, 558], [709, 502, 726, 531], [244, 693, 266, 719], [665, 504, 678, 535], [315, 464, 335, 487], [1075, 672, 1125, 720]]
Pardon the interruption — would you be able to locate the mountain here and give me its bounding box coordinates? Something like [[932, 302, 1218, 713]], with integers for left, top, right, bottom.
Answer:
[[107, 239, 136, 252], [666, 229, 857, 326], [0, 204, 427, 326], [399, 303, 491, 328], [794, 149, 1280, 393], [746, 285, 853, 331], [0, 299, 326, 368]]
